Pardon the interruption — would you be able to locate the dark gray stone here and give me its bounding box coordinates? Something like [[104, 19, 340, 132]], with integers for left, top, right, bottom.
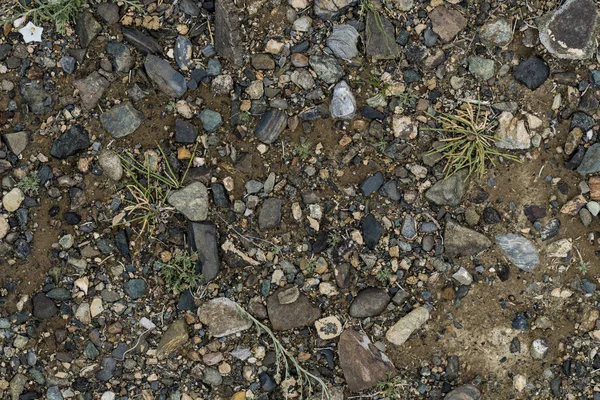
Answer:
[[360, 171, 384, 196], [259, 198, 282, 230], [188, 222, 220, 282], [444, 220, 492, 257], [577, 143, 600, 174], [75, 12, 101, 48], [107, 41, 134, 73], [362, 214, 383, 249], [380, 180, 401, 201], [175, 35, 193, 70], [175, 120, 198, 143], [349, 287, 390, 318], [50, 125, 90, 159], [122, 27, 162, 54], [100, 102, 144, 138], [180, 0, 201, 16], [214, 0, 245, 67], [97, 3, 120, 24], [32, 293, 57, 319], [199, 109, 222, 132], [365, 12, 401, 59], [254, 109, 287, 144], [95, 357, 117, 381], [425, 170, 467, 206], [513, 56, 549, 90], [309, 55, 343, 84], [124, 279, 147, 300], [20, 81, 53, 115], [211, 183, 230, 208], [144, 55, 187, 97], [74, 72, 110, 110]]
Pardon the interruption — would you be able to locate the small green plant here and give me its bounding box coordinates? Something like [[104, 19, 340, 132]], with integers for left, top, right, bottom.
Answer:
[[235, 304, 331, 399], [425, 102, 520, 179], [116, 143, 197, 236], [303, 256, 317, 274], [376, 268, 391, 283], [373, 138, 389, 152], [16, 173, 40, 196], [395, 91, 417, 108], [4, 0, 88, 35], [327, 233, 342, 247], [293, 140, 313, 161], [375, 373, 402, 399], [577, 260, 590, 275], [166, 101, 176, 112], [156, 249, 202, 293]]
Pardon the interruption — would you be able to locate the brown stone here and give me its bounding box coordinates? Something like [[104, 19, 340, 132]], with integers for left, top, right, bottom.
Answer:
[[266, 286, 321, 330], [589, 176, 600, 200], [560, 194, 587, 215], [156, 319, 188, 359], [429, 6, 467, 43]]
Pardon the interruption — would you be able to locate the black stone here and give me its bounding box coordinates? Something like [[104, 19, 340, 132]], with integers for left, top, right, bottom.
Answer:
[[570, 111, 594, 132], [254, 109, 287, 144], [513, 56, 549, 90], [540, 218, 560, 241], [122, 27, 162, 55], [360, 106, 385, 120], [175, 120, 198, 143], [188, 222, 220, 282], [259, 372, 277, 392], [482, 207, 501, 224], [524, 205, 546, 223], [362, 214, 383, 249], [565, 145, 586, 169], [177, 289, 195, 311], [63, 212, 81, 225], [211, 183, 230, 208], [115, 230, 131, 261], [512, 313, 528, 330], [50, 125, 90, 159], [32, 293, 57, 319]]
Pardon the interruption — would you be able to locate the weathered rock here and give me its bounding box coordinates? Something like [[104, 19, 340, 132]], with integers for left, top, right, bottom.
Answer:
[[175, 120, 198, 143], [339, 329, 396, 392], [100, 102, 144, 138], [327, 24, 359, 59], [314, 0, 356, 20], [175, 35, 193, 70], [188, 222, 220, 282], [144, 55, 187, 97], [157, 319, 188, 358], [467, 55, 495, 80], [314, 316, 343, 340], [386, 306, 430, 345], [495, 233, 539, 271], [365, 12, 401, 59], [215, 0, 245, 67], [444, 385, 481, 400], [349, 288, 390, 318], [122, 27, 162, 54], [577, 143, 600, 175], [3, 131, 29, 155], [495, 111, 530, 149], [198, 298, 252, 337], [168, 182, 209, 221], [50, 125, 90, 159], [362, 213, 383, 249], [97, 3, 120, 24], [480, 18, 512, 47], [429, 6, 467, 43], [124, 279, 147, 299], [258, 198, 282, 230], [444, 220, 492, 257], [267, 287, 321, 330], [360, 171, 384, 196], [74, 72, 110, 110], [98, 150, 123, 181], [330, 81, 356, 120], [75, 12, 102, 48], [309, 55, 343, 84], [106, 41, 134, 73], [425, 170, 467, 206], [199, 109, 222, 132], [513, 56, 549, 90], [32, 293, 58, 319], [254, 109, 287, 144], [20, 81, 53, 114], [539, 0, 599, 60]]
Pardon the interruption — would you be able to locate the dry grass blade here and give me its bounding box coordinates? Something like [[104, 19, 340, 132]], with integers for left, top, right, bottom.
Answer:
[[425, 102, 520, 179]]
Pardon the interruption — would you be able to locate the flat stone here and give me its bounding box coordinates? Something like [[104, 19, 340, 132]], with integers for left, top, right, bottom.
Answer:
[[429, 6, 467, 43], [157, 319, 189, 358], [32, 293, 58, 319], [124, 279, 147, 299], [495, 233, 539, 271], [444, 385, 481, 400], [513, 56, 549, 90], [144, 55, 187, 97], [214, 0, 245, 67], [199, 109, 223, 132], [314, 0, 355, 19], [365, 13, 401, 59], [106, 41, 134, 73], [76, 12, 102, 47], [327, 24, 359, 59], [360, 171, 384, 196], [97, 3, 120, 24], [122, 27, 162, 54], [480, 18, 512, 47], [20, 81, 53, 114], [188, 222, 220, 282], [309, 55, 343, 84], [339, 329, 396, 392], [452, 267, 473, 285], [267, 287, 321, 330], [254, 109, 287, 144], [349, 287, 390, 318], [467, 55, 495, 80], [444, 220, 492, 257], [258, 198, 282, 230], [386, 306, 430, 345], [314, 316, 343, 340], [577, 143, 600, 174], [3, 131, 28, 155], [3, 187, 24, 212], [100, 102, 144, 138], [168, 182, 209, 221], [198, 298, 252, 337], [330, 80, 356, 119], [175, 120, 198, 143], [495, 111, 530, 149], [362, 213, 383, 249], [74, 72, 110, 110], [50, 125, 90, 159], [425, 170, 467, 206], [539, 0, 599, 60], [175, 35, 193, 71]]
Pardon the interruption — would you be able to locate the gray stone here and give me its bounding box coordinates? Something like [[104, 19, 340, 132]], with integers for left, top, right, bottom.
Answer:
[[467, 55, 495, 80], [539, 0, 599, 60], [180, 0, 200, 16], [124, 279, 147, 299], [100, 102, 144, 138], [339, 329, 396, 392], [425, 170, 467, 206], [314, 0, 356, 19], [60, 56, 77, 74], [380, 180, 401, 201], [480, 18, 512, 47], [98, 150, 123, 181], [32, 293, 57, 319], [349, 287, 390, 318], [50, 125, 90, 159], [513, 56, 549, 90], [76, 12, 102, 48], [577, 143, 600, 174], [267, 287, 321, 330], [258, 198, 282, 230], [444, 220, 492, 257], [531, 338, 548, 359], [254, 109, 287, 144], [365, 12, 401, 59], [168, 182, 209, 221], [10, 374, 28, 400], [122, 27, 162, 54], [188, 222, 220, 282], [97, 3, 120, 24], [144, 55, 187, 97], [175, 35, 193, 70], [47, 386, 63, 400], [3, 131, 29, 155], [429, 6, 467, 43], [202, 367, 223, 386], [495, 233, 539, 271], [214, 0, 245, 67], [386, 306, 430, 345], [360, 171, 384, 196], [444, 385, 481, 400], [330, 80, 356, 120], [107, 41, 134, 73], [401, 215, 417, 240], [327, 24, 359, 59], [495, 112, 530, 150], [452, 267, 473, 285], [291, 69, 315, 90], [198, 297, 252, 337], [74, 72, 110, 110], [363, 213, 383, 249], [199, 109, 223, 132], [309, 55, 343, 84], [20, 81, 53, 114], [96, 357, 117, 381], [156, 319, 189, 358]]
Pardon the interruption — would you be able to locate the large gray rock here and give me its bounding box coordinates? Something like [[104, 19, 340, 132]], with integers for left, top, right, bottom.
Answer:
[[539, 0, 599, 60], [495, 233, 539, 271], [338, 329, 396, 392], [349, 288, 390, 318], [480, 18, 512, 47], [386, 306, 430, 345], [198, 298, 252, 337], [425, 170, 467, 206], [144, 55, 187, 97], [100, 102, 144, 138], [168, 182, 209, 221], [577, 143, 600, 175], [50, 125, 90, 159], [214, 0, 245, 67], [3, 131, 29, 155], [327, 24, 359, 59], [495, 111, 530, 149], [258, 198, 282, 230], [267, 287, 321, 330], [444, 220, 492, 257], [188, 222, 220, 282], [444, 385, 481, 400], [330, 81, 356, 120]]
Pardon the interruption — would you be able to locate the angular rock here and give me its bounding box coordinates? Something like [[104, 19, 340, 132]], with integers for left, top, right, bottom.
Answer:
[[495, 233, 539, 271], [429, 6, 467, 43], [168, 182, 209, 221], [199, 109, 222, 132], [188, 222, 220, 282], [314, 0, 356, 20], [467, 55, 495, 80], [425, 170, 467, 206], [50, 125, 90, 159], [386, 306, 430, 345], [258, 198, 282, 230], [330, 80, 356, 120], [97, 3, 120, 24], [20, 81, 53, 114], [144, 55, 187, 97], [513, 56, 549, 90], [365, 13, 400, 59], [157, 319, 188, 358], [339, 329, 396, 392], [74, 72, 110, 110], [444, 385, 481, 400], [314, 316, 343, 340], [495, 111, 530, 149], [122, 27, 162, 54], [3, 131, 29, 155], [360, 171, 384, 196], [254, 109, 287, 144], [33, 293, 58, 319], [539, 0, 599, 60], [76, 12, 102, 48], [362, 213, 383, 249], [215, 0, 245, 67], [100, 102, 144, 138], [577, 143, 600, 175], [175, 120, 198, 143], [198, 298, 252, 337], [480, 18, 512, 47], [309, 55, 343, 84], [106, 41, 134, 73], [98, 150, 123, 181], [327, 24, 359, 59], [349, 288, 390, 318], [444, 220, 492, 257], [124, 279, 147, 299], [267, 287, 321, 330]]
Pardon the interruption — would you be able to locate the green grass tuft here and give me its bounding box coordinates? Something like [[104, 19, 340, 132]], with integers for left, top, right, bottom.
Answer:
[[16, 172, 40, 196], [156, 249, 202, 294]]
